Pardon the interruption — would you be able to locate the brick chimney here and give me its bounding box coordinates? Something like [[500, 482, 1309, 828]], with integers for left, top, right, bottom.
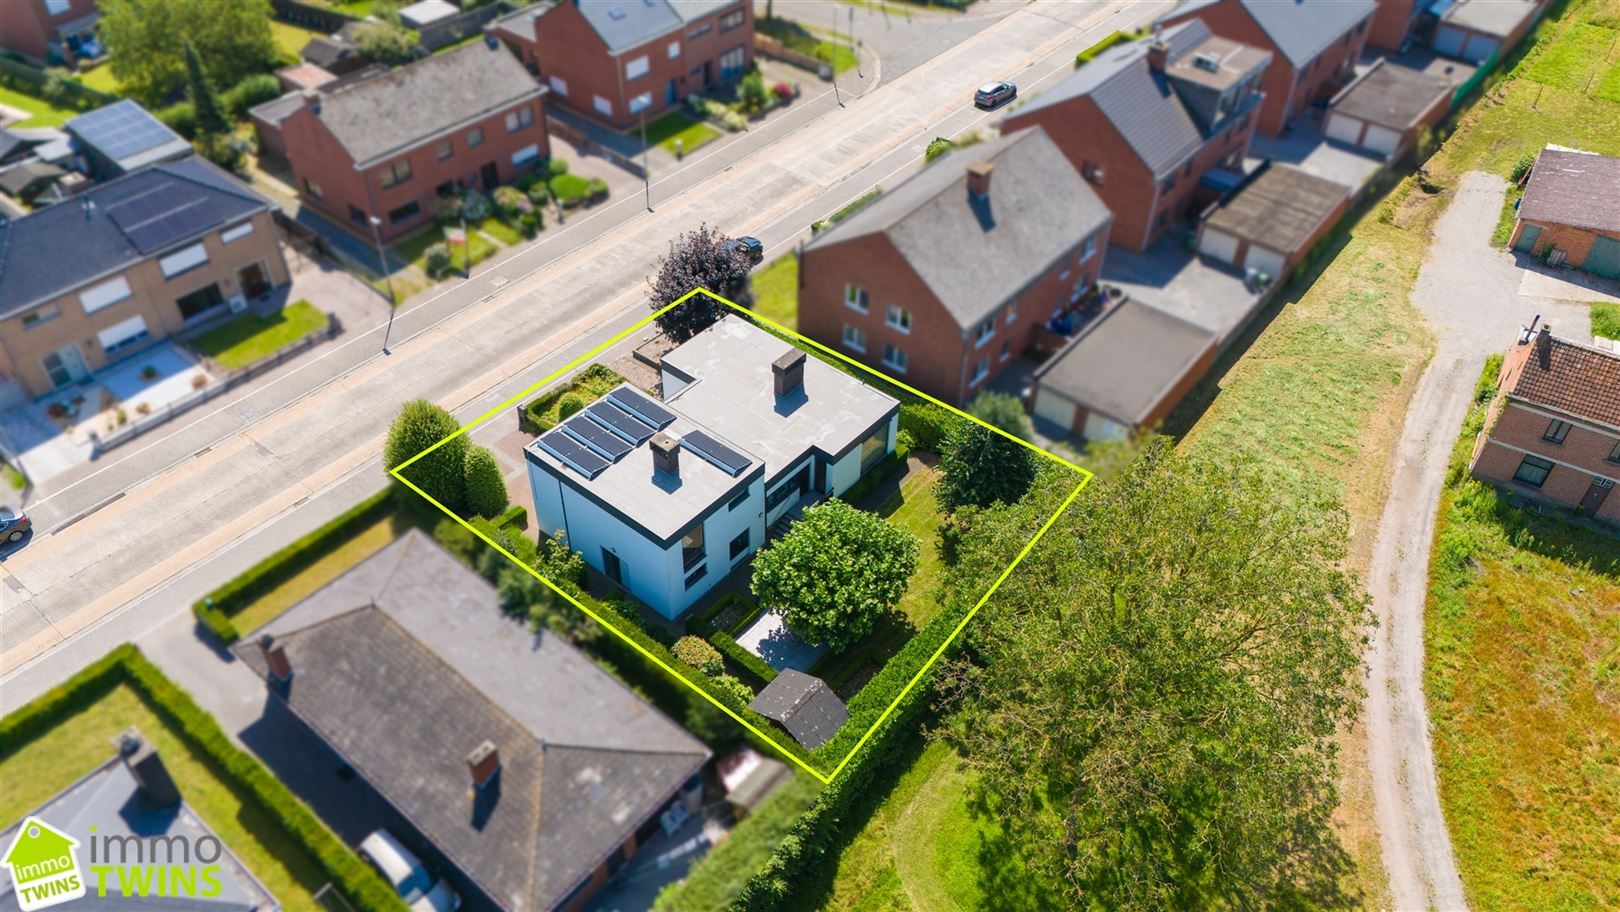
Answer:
[[966, 161, 994, 199], [467, 740, 500, 790], [651, 431, 680, 476], [1535, 323, 1552, 368], [773, 348, 806, 397], [117, 730, 182, 810], [261, 634, 292, 684]]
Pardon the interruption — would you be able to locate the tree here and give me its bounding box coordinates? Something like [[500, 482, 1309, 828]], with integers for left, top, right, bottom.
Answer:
[[938, 422, 1036, 511], [674, 636, 724, 677], [937, 441, 1373, 910], [739, 70, 771, 113], [353, 20, 420, 67], [751, 500, 917, 652], [647, 224, 753, 341], [967, 391, 1033, 441], [102, 0, 277, 107], [463, 445, 509, 518], [925, 136, 954, 162], [182, 42, 229, 137], [383, 399, 466, 513]]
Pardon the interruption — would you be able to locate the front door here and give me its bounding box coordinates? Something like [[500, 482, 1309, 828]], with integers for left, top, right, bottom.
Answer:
[[238, 262, 272, 299], [1580, 477, 1614, 515], [480, 161, 499, 192], [1514, 223, 1541, 254], [43, 344, 90, 389], [666, 78, 678, 107]]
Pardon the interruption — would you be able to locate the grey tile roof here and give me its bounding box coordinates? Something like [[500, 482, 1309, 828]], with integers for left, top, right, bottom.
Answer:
[[579, 0, 683, 53], [1203, 162, 1348, 253], [1034, 299, 1218, 426], [235, 530, 708, 912], [1519, 148, 1620, 234], [805, 127, 1112, 327], [0, 156, 273, 319], [310, 38, 544, 167], [749, 670, 848, 750], [1329, 57, 1451, 129]]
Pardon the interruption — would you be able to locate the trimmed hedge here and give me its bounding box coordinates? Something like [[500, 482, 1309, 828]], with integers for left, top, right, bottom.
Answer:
[[193, 488, 396, 644], [652, 774, 821, 912], [494, 503, 528, 530], [0, 645, 407, 912], [1076, 28, 1146, 66], [899, 401, 962, 453], [711, 630, 779, 688]]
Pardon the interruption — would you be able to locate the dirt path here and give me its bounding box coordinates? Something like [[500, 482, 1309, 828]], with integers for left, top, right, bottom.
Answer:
[[1363, 172, 1590, 910]]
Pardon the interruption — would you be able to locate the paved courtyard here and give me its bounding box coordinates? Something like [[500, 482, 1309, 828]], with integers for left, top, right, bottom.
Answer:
[[738, 609, 825, 672]]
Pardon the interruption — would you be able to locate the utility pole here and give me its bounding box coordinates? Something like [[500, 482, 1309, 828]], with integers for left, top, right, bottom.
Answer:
[[850, 7, 862, 79], [830, 7, 844, 107], [370, 215, 397, 354], [640, 111, 652, 211]]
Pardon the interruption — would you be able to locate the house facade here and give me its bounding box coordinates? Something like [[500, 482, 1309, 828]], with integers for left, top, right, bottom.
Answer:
[[1367, 0, 1421, 51], [526, 316, 899, 620], [1470, 325, 1620, 524], [1158, 0, 1375, 136], [492, 0, 753, 131], [1002, 19, 1268, 253], [0, 157, 286, 405], [0, 0, 101, 66], [800, 127, 1113, 405], [278, 38, 549, 243], [1508, 147, 1620, 280]]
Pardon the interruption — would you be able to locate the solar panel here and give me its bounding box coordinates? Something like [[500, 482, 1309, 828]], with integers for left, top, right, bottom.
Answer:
[[607, 388, 675, 428], [587, 401, 654, 443], [681, 430, 750, 476], [562, 415, 632, 460], [538, 433, 610, 479], [70, 101, 182, 163]]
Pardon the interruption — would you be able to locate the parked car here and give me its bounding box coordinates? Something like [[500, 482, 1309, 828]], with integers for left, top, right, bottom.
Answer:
[[0, 507, 30, 545], [358, 830, 460, 912], [974, 80, 1017, 109], [724, 235, 764, 266]]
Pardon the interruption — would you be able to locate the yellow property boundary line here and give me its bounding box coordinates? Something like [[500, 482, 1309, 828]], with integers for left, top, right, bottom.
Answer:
[[389, 288, 1092, 784]]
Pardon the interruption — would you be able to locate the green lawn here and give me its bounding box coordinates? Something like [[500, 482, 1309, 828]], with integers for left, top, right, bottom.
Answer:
[[395, 223, 499, 276], [645, 110, 722, 156], [1426, 363, 1620, 911], [229, 513, 405, 636], [1522, 21, 1616, 91], [270, 19, 327, 64], [758, 17, 858, 74], [0, 85, 77, 127], [524, 363, 628, 430], [74, 62, 123, 96], [0, 685, 333, 911], [748, 253, 799, 330], [1591, 301, 1620, 339], [478, 215, 524, 246], [1491, 184, 1523, 247], [188, 300, 329, 370]]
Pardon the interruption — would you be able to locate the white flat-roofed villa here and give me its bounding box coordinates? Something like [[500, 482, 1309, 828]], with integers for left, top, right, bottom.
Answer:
[[525, 316, 900, 619]]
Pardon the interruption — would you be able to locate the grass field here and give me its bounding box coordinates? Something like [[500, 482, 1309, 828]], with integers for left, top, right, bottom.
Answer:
[[74, 62, 123, 95], [396, 223, 500, 276], [478, 215, 524, 246], [1427, 361, 1620, 911], [0, 685, 332, 911], [189, 300, 329, 370], [0, 85, 77, 127], [1592, 301, 1620, 339], [271, 19, 326, 64], [759, 17, 858, 74], [749, 254, 799, 329], [227, 512, 403, 636], [645, 110, 722, 156]]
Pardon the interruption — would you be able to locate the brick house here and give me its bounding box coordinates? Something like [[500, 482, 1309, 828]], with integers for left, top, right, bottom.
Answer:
[[1366, 0, 1421, 51], [1508, 147, 1620, 280], [0, 0, 102, 66], [1001, 19, 1269, 252], [799, 127, 1113, 406], [1157, 0, 1375, 136], [277, 37, 549, 243], [491, 0, 752, 132], [0, 157, 287, 406], [1470, 325, 1620, 525]]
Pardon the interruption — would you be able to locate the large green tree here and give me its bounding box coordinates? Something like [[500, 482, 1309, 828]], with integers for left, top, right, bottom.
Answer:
[[182, 42, 228, 137], [938, 421, 1037, 511], [938, 441, 1372, 910], [383, 399, 466, 513], [102, 0, 278, 106], [751, 500, 918, 651]]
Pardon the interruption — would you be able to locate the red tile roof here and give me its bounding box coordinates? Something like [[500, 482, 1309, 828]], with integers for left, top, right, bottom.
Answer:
[[1509, 335, 1620, 428]]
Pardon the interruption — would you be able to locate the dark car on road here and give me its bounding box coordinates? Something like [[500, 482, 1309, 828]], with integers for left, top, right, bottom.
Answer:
[[725, 236, 764, 266], [0, 507, 30, 545], [975, 80, 1017, 109]]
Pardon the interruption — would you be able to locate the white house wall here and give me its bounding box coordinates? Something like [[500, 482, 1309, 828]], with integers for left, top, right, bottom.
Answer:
[[680, 476, 766, 612], [828, 414, 897, 497]]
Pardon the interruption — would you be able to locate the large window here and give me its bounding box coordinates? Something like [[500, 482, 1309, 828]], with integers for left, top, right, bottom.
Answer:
[[159, 243, 209, 279], [548, 75, 568, 97], [1543, 419, 1571, 444], [720, 9, 745, 30], [512, 144, 540, 166], [629, 91, 653, 115], [97, 315, 150, 356], [727, 487, 750, 511], [729, 529, 750, 560], [842, 324, 866, 353], [80, 276, 132, 314], [881, 343, 907, 374], [505, 106, 534, 132], [859, 425, 886, 472], [719, 46, 746, 79], [1512, 454, 1554, 488], [388, 201, 421, 225], [175, 283, 224, 321], [594, 95, 613, 117], [885, 305, 911, 333], [681, 525, 705, 572], [378, 158, 412, 189], [626, 55, 650, 80]]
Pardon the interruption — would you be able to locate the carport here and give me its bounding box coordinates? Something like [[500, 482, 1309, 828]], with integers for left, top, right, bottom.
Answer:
[[1196, 163, 1351, 282], [1325, 58, 1451, 160]]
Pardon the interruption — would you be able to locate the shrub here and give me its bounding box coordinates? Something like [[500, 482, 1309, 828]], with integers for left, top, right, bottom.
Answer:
[[493, 186, 528, 219], [223, 73, 280, 118], [556, 392, 585, 419], [383, 400, 466, 513], [194, 132, 248, 173], [774, 81, 794, 102], [353, 20, 419, 66], [432, 516, 480, 564], [495, 504, 528, 530], [710, 631, 779, 686], [674, 635, 725, 676], [434, 194, 462, 223], [899, 400, 962, 452], [1510, 152, 1536, 183], [526, 183, 550, 208], [925, 136, 954, 163], [547, 157, 569, 177], [939, 421, 1037, 511], [549, 173, 591, 206], [463, 445, 509, 518], [586, 177, 608, 201], [156, 101, 196, 139], [423, 242, 452, 277], [711, 674, 755, 705], [521, 210, 543, 238], [967, 390, 1033, 440], [739, 70, 770, 113], [717, 108, 746, 131], [460, 190, 490, 222]]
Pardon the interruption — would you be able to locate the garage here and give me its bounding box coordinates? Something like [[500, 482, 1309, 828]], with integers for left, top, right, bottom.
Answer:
[[1324, 112, 1363, 145], [1362, 124, 1403, 156], [1515, 148, 1620, 281], [1243, 245, 1286, 279], [1433, 25, 1466, 58], [1586, 235, 1620, 280], [1197, 227, 1241, 264], [1324, 59, 1451, 161], [1031, 388, 1077, 431], [1462, 33, 1500, 62]]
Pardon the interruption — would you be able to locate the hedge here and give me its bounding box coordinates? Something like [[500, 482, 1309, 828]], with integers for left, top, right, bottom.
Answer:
[[193, 487, 396, 644], [710, 630, 779, 688], [1076, 28, 1146, 67], [899, 400, 962, 452], [652, 774, 822, 911], [0, 645, 407, 912]]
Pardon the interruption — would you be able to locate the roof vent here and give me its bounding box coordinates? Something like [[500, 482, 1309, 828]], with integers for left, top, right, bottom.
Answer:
[[1193, 52, 1222, 73]]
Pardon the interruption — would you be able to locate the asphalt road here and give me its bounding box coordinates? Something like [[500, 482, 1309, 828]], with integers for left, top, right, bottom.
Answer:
[[0, 0, 1171, 709]]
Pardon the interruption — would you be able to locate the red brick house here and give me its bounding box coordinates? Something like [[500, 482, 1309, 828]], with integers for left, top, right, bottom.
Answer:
[[1157, 0, 1375, 136], [1002, 19, 1269, 252], [0, 0, 101, 66], [1366, 0, 1421, 51], [277, 38, 549, 242], [491, 0, 752, 132], [799, 127, 1113, 406], [1470, 325, 1620, 525], [1508, 147, 1620, 280]]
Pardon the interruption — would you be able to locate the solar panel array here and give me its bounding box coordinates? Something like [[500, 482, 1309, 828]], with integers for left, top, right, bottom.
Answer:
[[70, 100, 183, 163], [681, 430, 750, 476], [105, 182, 213, 254], [608, 387, 675, 428], [539, 388, 675, 479]]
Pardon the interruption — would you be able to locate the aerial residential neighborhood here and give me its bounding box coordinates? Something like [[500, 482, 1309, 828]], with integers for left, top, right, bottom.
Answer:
[[1, 1, 1617, 912]]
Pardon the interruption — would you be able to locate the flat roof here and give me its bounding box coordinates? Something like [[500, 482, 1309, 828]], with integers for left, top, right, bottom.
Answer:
[[1331, 58, 1451, 129], [1166, 33, 1271, 92], [1442, 0, 1536, 37], [661, 316, 899, 482], [1035, 299, 1217, 426], [1203, 163, 1348, 254]]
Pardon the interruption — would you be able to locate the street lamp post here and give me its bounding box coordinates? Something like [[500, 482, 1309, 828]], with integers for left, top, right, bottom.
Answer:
[[371, 215, 397, 355], [640, 111, 652, 211], [850, 7, 862, 79], [830, 7, 844, 107]]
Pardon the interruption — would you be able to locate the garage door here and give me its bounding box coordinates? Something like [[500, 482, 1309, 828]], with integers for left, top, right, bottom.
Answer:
[[1244, 245, 1287, 279], [1584, 235, 1620, 279], [1083, 412, 1129, 443], [1032, 388, 1077, 431], [1514, 223, 1541, 253], [1324, 112, 1363, 145], [1462, 34, 1500, 62], [1433, 25, 1466, 58], [1362, 124, 1402, 156], [1198, 228, 1241, 263]]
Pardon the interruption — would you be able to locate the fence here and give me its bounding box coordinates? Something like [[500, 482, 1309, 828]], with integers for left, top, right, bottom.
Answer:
[[92, 317, 342, 454], [753, 34, 832, 79], [270, 0, 354, 34]]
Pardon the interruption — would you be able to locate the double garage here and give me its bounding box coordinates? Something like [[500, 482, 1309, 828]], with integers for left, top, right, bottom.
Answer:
[[1322, 58, 1452, 160], [1196, 163, 1351, 283]]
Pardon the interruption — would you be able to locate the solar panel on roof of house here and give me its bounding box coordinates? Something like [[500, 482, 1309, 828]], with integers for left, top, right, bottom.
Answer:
[[562, 414, 632, 460], [70, 101, 182, 162], [607, 388, 675, 428], [538, 432, 610, 479], [681, 430, 750, 476], [587, 401, 655, 443]]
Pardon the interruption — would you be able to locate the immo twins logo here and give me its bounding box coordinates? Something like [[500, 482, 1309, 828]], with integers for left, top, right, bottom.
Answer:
[[3, 816, 229, 911]]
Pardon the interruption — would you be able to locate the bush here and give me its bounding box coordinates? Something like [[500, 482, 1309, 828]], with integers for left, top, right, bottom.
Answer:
[[434, 194, 462, 223], [711, 674, 755, 705], [526, 183, 550, 208], [547, 157, 569, 177], [460, 189, 490, 222], [383, 400, 466, 513], [674, 635, 725, 676], [774, 82, 794, 102], [557, 392, 585, 419], [194, 132, 249, 173], [710, 631, 779, 687], [899, 401, 962, 452], [424, 242, 452, 277], [520, 363, 627, 433], [521, 210, 543, 238], [463, 445, 509, 518], [156, 101, 196, 139], [1510, 152, 1536, 184], [432, 516, 480, 564], [353, 20, 419, 66], [549, 173, 591, 207], [495, 504, 528, 530], [739, 71, 770, 113], [586, 177, 608, 201], [223, 73, 280, 119], [493, 185, 528, 219]]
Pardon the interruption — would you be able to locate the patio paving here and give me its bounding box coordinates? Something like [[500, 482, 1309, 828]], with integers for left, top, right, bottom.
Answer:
[[1516, 259, 1620, 305], [738, 609, 826, 672]]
